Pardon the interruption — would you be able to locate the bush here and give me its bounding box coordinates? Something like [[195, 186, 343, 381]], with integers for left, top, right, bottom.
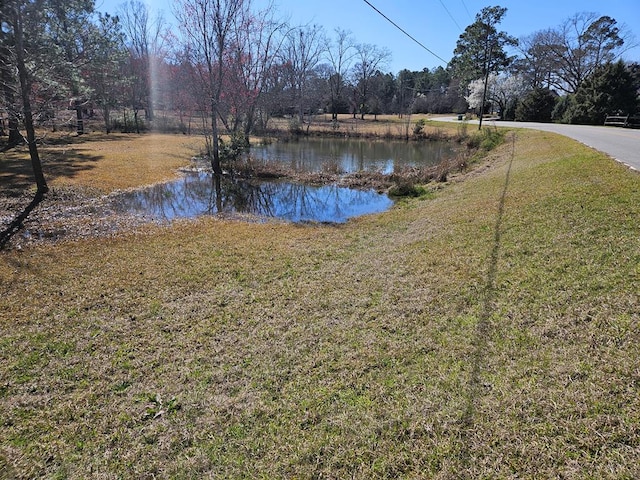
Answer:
[[288, 118, 303, 135], [482, 128, 505, 150], [562, 60, 639, 125], [467, 128, 505, 151], [515, 88, 557, 123], [389, 181, 428, 198], [456, 119, 469, 140], [502, 100, 518, 121], [413, 118, 427, 137], [551, 95, 571, 123], [112, 115, 146, 133], [219, 132, 249, 162]]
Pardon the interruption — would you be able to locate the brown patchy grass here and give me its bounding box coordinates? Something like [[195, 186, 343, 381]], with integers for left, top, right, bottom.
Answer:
[[1, 132, 204, 194], [1, 128, 639, 478]]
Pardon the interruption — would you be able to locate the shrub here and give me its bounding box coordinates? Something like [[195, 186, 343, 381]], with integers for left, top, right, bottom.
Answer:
[[413, 118, 427, 137], [288, 118, 303, 135], [389, 181, 428, 198], [456, 119, 469, 140], [219, 132, 250, 162], [562, 60, 639, 125], [480, 128, 505, 150], [467, 128, 505, 151], [515, 88, 557, 123], [552, 95, 571, 123]]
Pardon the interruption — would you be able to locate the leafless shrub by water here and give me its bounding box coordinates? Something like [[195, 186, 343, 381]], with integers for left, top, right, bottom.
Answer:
[[231, 151, 470, 195], [321, 158, 343, 175]]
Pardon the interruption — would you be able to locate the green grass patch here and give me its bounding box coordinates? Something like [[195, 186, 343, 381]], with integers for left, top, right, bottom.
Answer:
[[388, 181, 432, 198], [1, 129, 639, 478]]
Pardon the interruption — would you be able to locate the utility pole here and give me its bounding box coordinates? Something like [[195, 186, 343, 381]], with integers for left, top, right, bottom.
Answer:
[[478, 44, 492, 131]]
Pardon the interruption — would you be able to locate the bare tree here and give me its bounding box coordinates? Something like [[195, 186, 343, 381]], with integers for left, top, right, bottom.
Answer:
[[514, 30, 557, 89], [523, 13, 632, 93], [351, 42, 391, 119], [166, 47, 201, 134], [282, 24, 325, 123], [119, 0, 168, 124], [324, 28, 356, 120], [254, 61, 292, 128], [224, 2, 287, 139], [174, 0, 245, 174]]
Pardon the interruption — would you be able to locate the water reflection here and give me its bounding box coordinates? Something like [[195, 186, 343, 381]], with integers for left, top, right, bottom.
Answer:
[[250, 137, 456, 174], [113, 172, 393, 223]]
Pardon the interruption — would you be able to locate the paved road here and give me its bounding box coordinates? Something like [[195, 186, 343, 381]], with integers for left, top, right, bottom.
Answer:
[[441, 118, 640, 171]]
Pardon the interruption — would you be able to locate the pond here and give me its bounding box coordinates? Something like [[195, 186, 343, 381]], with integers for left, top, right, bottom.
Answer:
[[113, 137, 457, 223], [113, 172, 393, 224], [249, 137, 457, 174]]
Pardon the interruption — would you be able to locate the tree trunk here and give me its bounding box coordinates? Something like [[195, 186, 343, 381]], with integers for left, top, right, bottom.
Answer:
[[7, 116, 22, 146], [213, 173, 222, 213], [0, 41, 22, 147], [478, 44, 493, 131], [122, 108, 129, 132], [75, 101, 84, 135], [102, 106, 111, 134], [14, 4, 48, 193], [133, 109, 140, 134], [210, 102, 222, 175]]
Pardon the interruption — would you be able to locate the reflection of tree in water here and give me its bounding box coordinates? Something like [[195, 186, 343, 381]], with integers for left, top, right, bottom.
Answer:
[[257, 181, 330, 220], [212, 177, 343, 221], [223, 178, 386, 222], [114, 174, 218, 219], [113, 172, 392, 223], [250, 137, 457, 174]]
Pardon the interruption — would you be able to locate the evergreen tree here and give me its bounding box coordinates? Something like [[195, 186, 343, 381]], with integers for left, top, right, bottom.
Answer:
[[515, 87, 557, 123], [564, 60, 639, 125], [83, 13, 129, 133], [448, 6, 518, 91]]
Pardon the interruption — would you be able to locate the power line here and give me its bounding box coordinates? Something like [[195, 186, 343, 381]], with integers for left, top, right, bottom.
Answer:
[[361, 0, 448, 65], [438, 0, 462, 32], [460, 0, 473, 21]]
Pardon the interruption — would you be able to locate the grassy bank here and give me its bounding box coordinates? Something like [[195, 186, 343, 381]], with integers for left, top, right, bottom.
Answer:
[[1, 128, 639, 478]]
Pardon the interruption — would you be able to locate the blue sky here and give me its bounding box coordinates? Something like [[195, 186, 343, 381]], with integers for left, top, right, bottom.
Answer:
[[97, 0, 640, 74]]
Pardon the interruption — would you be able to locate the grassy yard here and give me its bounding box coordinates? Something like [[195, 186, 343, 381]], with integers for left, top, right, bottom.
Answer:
[[1, 132, 205, 193], [1, 124, 639, 478]]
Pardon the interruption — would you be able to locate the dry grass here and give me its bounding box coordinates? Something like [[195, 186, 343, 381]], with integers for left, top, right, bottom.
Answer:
[[1, 132, 203, 194], [1, 128, 639, 478], [265, 113, 464, 140]]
